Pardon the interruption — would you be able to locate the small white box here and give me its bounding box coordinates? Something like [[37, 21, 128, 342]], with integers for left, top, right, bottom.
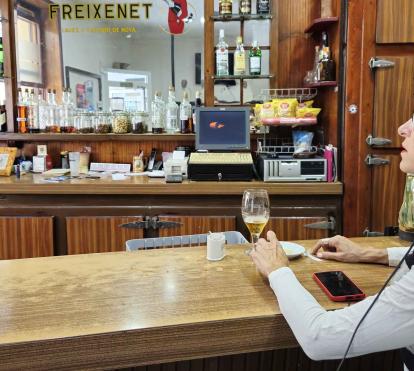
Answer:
[[33, 156, 46, 173]]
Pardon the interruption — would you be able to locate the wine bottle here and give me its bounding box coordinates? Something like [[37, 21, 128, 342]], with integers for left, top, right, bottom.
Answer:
[[234, 36, 246, 76], [249, 41, 262, 75]]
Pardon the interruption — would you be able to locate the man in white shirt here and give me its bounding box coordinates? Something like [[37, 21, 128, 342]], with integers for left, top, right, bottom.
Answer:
[[250, 117, 414, 370]]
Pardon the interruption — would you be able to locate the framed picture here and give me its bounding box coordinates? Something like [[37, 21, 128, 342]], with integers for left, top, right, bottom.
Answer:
[[0, 147, 17, 176], [65, 67, 102, 111]]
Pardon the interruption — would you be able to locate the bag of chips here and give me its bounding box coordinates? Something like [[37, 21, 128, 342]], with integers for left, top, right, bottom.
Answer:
[[260, 102, 276, 119], [297, 100, 314, 109], [296, 107, 321, 118], [272, 98, 298, 118]]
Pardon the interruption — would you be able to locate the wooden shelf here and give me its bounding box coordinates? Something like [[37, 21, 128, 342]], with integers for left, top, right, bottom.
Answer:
[[304, 81, 338, 88], [0, 133, 196, 142], [304, 17, 339, 34], [212, 14, 272, 22], [213, 74, 273, 80]]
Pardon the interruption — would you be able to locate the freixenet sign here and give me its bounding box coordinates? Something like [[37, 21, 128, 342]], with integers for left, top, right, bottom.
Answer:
[[49, 2, 153, 20]]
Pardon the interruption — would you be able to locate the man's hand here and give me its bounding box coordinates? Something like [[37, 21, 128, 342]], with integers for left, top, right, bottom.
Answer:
[[250, 231, 289, 277], [310, 235, 388, 264]]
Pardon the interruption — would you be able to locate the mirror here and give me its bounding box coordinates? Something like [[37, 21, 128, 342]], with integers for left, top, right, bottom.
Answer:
[[14, 0, 205, 111]]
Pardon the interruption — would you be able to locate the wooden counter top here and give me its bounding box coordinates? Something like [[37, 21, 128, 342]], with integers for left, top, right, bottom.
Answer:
[[0, 237, 406, 370], [0, 173, 343, 195]]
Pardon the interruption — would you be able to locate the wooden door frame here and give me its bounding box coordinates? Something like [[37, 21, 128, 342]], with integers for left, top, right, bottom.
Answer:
[[343, 0, 374, 237]]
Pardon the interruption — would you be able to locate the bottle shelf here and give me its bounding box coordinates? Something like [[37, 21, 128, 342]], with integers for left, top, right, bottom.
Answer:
[[212, 14, 272, 22], [304, 17, 339, 34], [0, 133, 196, 142], [303, 81, 337, 88], [212, 74, 273, 80], [261, 118, 318, 127]]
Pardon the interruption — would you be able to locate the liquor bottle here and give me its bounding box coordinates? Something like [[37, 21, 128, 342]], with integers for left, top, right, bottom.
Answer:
[[17, 88, 28, 133], [192, 90, 202, 133], [219, 0, 232, 15], [0, 100, 6, 132], [234, 36, 246, 76], [216, 29, 229, 77], [239, 0, 251, 14], [249, 41, 262, 75], [180, 91, 193, 134], [38, 90, 48, 133], [166, 86, 179, 133], [0, 37, 4, 78], [60, 88, 75, 133], [151, 91, 165, 134], [319, 32, 336, 81], [45, 89, 59, 133], [257, 0, 270, 14], [27, 89, 40, 133]]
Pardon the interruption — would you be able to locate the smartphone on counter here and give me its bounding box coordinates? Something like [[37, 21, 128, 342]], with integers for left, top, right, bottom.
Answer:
[[313, 271, 366, 302]]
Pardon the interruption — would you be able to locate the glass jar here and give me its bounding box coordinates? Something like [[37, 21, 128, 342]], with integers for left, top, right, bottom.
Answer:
[[95, 112, 112, 134], [131, 112, 149, 134], [78, 112, 94, 134], [399, 174, 414, 240], [112, 112, 131, 134]]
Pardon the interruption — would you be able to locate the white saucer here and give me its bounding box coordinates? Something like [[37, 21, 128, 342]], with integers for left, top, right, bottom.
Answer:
[[280, 241, 305, 259]]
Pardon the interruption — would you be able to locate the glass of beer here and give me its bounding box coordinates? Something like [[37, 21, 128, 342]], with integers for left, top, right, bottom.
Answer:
[[242, 189, 270, 255]]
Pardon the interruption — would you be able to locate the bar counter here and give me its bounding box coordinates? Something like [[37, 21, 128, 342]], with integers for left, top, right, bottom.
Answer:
[[0, 237, 406, 370], [0, 173, 343, 195]]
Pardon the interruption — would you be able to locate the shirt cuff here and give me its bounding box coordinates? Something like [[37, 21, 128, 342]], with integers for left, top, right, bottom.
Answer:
[[387, 247, 409, 267]]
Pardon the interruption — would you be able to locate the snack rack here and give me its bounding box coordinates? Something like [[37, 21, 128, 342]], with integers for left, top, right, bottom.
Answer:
[[256, 88, 319, 156], [257, 88, 319, 126]]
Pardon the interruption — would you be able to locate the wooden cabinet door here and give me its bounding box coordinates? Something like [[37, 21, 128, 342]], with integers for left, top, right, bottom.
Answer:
[[373, 56, 414, 146], [0, 217, 54, 259], [371, 153, 406, 232], [158, 216, 236, 237], [66, 216, 144, 255], [343, 0, 414, 236], [264, 217, 330, 241], [377, 0, 414, 43]]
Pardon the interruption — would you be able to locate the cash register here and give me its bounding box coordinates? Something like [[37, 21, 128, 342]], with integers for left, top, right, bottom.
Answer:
[[188, 107, 254, 181]]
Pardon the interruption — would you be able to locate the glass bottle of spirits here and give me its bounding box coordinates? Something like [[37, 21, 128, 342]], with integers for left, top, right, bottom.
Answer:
[[180, 91, 193, 134], [0, 100, 6, 132], [27, 89, 40, 133], [257, 0, 270, 14], [151, 91, 165, 134], [38, 90, 48, 133], [239, 0, 251, 14], [216, 29, 229, 77], [17, 88, 28, 133], [234, 36, 246, 76], [0, 37, 4, 78], [166, 86, 179, 133], [192, 90, 202, 133], [219, 0, 232, 15], [249, 41, 262, 75]]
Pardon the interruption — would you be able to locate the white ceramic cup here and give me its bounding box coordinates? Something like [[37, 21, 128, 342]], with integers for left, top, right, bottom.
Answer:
[[207, 233, 225, 261], [69, 152, 81, 177]]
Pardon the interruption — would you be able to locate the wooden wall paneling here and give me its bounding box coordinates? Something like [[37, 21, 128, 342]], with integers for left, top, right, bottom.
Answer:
[[157, 216, 236, 237], [0, 216, 53, 259], [66, 216, 144, 255], [342, 0, 374, 237], [277, 0, 319, 88], [269, 0, 278, 88], [0, 0, 17, 131], [373, 56, 414, 146], [264, 217, 329, 241], [376, 0, 414, 43], [370, 152, 405, 232], [204, 0, 214, 106]]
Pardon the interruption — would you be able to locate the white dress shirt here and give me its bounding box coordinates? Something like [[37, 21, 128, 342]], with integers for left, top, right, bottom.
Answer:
[[268, 247, 414, 369]]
